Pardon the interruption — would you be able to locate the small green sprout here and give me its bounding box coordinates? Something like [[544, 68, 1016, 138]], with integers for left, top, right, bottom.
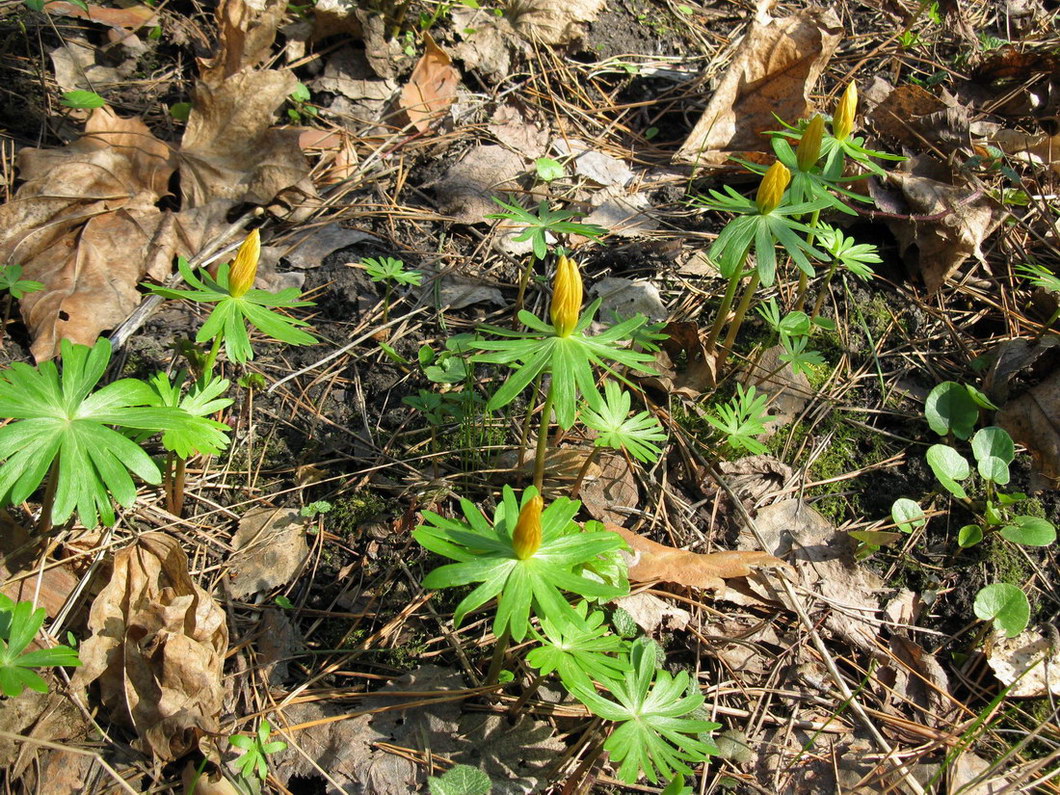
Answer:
[[486, 198, 607, 261], [361, 256, 422, 321], [0, 594, 82, 697], [230, 719, 287, 784], [706, 384, 770, 455]]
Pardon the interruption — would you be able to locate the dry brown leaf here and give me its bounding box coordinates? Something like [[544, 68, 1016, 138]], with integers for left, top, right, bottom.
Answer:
[[744, 344, 811, 432], [431, 144, 525, 224], [507, 0, 605, 45], [641, 321, 716, 396], [579, 452, 639, 525], [74, 533, 228, 762], [676, 4, 841, 164], [0, 107, 180, 360], [996, 362, 1060, 487], [870, 158, 1005, 294], [45, 0, 157, 43], [614, 592, 690, 634], [227, 507, 310, 599], [609, 525, 791, 593], [199, 0, 288, 84], [400, 33, 459, 134], [452, 10, 531, 84]]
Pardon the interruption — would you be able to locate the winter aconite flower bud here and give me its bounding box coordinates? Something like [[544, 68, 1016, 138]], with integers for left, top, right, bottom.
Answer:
[[550, 255, 583, 337], [796, 115, 825, 171], [228, 228, 261, 298], [512, 494, 544, 560], [755, 161, 791, 214], [833, 82, 857, 141]]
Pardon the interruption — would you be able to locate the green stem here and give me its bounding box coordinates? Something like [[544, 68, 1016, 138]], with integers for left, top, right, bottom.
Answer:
[[37, 460, 60, 535], [794, 208, 822, 312], [516, 373, 544, 475], [716, 272, 761, 373], [1033, 305, 1060, 341], [486, 627, 511, 685], [705, 269, 743, 353], [513, 258, 535, 326], [165, 453, 187, 517], [533, 379, 556, 493], [811, 258, 840, 318], [201, 334, 223, 384]]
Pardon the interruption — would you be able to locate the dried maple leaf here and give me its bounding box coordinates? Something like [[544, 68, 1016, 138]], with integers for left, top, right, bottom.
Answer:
[[74, 533, 227, 761], [400, 33, 459, 134], [608, 525, 792, 594]]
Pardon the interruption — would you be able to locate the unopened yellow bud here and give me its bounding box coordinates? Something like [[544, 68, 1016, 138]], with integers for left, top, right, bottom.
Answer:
[[512, 494, 543, 560], [755, 161, 791, 214], [833, 82, 857, 141], [228, 229, 261, 297], [796, 115, 825, 171], [550, 255, 583, 337]]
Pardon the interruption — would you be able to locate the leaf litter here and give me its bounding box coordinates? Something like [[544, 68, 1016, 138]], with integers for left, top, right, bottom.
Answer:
[[3, 0, 1060, 791]]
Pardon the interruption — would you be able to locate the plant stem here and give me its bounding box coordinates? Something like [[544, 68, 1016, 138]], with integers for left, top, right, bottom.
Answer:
[[533, 379, 556, 492], [811, 258, 840, 318], [1033, 305, 1060, 341], [716, 272, 761, 373], [486, 627, 511, 685], [165, 453, 187, 517], [569, 446, 600, 500], [514, 258, 535, 325], [37, 461, 60, 535], [794, 207, 822, 312], [507, 672, 546, 721], [516, 373, 544, 475], [201, 334, 223, 383], [704, 269, 743, 353], [383, 285, 392, 323]]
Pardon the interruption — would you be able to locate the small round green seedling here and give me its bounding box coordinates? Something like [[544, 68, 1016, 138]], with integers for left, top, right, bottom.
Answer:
[[890, 498, 925, 534], [973, 583, 1030, 638], [1000, 515, 1057, 547], [925, 381, 979, 440], [972, 426, 1015, 485], [926, 444, 970, 499]]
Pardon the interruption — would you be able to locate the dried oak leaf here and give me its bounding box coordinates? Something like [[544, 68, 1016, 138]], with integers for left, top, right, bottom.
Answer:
[[0, 107, 179, 360], [74, 533, 228, 762], [676, 4, 841, 164], [399, 33, 459, 134], [226, 507, 310, 599], [608, 525, 792, 593]]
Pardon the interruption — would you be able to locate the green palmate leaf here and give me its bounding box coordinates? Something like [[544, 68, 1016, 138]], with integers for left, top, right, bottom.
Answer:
[[694, 187, 829, 285], [0, 264, 44, 300], [473, 300, 655, 429], [571, 639, 720, 784], [361, 256, 423, 286], [414, 486, 629, 642], [707, 384, 770, 454], [580, 381, 667, 463], [926, 443, 970, 499], [973, 583, 1030, 638], [148, 257, 316, 364], [0, 594, 81, 697], [0, 339, 225, 527], [145, 371, 233, 458], [972, 426, 1014, 485], [526, 601, 631, 693], [486, 197, 606, 260], [815, 224, 881, 280], [230, 719, 287, 782], [924, 381, 979, 440], [1000, 515, 1057, 547]]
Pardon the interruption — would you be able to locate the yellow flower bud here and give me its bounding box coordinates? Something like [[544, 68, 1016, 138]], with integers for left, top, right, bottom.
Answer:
[[755, 161, 791, 214], [228, 228, 261, 297], [833, 82, 857, 141], [512, 494, 543, 560], [550, 255, 583, 337], [796, 115, 825, 171]]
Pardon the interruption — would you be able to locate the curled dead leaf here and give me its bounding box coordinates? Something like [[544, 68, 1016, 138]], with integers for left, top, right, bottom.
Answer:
[[400, 33, 459, 134], [608, 524, 792, 593], [676, 5, 841, 164], [74, 533, 228, 762]]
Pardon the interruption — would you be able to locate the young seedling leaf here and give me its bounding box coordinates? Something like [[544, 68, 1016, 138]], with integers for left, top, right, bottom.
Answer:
[[61, 90, 106, 109], [972, 426, 1015, 485], [427, 764, 492, 795], [973, 583, 1030, 638], [957, 524, 983, 548], [535, 157, 565, 182], [926, 444, 970, 499], [1000, 516, 1057, 547], [924, 381, 978, 440], [890, 498, 925, 534]]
